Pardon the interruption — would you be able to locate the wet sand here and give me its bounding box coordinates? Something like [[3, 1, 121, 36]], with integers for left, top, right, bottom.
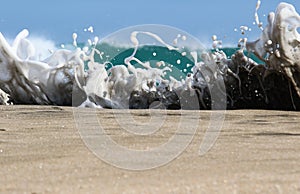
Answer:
[[0, 105, 300, 193]]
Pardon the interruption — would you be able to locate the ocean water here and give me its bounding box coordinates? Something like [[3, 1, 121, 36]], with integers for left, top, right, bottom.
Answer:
[[87, 43, 265, 73], [0, 2, 300, 110]]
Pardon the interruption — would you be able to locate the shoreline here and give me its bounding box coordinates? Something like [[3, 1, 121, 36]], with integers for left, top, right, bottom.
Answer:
[[0, 105, 300, 193]]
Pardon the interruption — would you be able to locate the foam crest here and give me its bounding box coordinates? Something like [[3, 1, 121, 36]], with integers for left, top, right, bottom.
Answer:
[[0, 30, 82, 105], [247, 2, 300, 96], [0, 26, 207, 109], [1, 3, 300, 110]]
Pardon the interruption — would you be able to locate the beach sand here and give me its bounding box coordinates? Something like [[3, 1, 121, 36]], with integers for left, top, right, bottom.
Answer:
[[0, 105, 300, 193]]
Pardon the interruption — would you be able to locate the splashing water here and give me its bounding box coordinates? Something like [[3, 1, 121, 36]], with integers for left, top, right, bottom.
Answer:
[[1, 3, 300, 110], [254, 0, 264, 30], [74, 25, 214, 109], [247, 3, 300, 97], [0, 25, 214, 109]]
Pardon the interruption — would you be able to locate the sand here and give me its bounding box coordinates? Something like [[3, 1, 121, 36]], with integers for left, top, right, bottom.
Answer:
[[0, 105, 300, 193]]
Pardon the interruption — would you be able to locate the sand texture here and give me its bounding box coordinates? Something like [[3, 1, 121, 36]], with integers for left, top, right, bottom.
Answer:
[[0, 105, 300, 193]]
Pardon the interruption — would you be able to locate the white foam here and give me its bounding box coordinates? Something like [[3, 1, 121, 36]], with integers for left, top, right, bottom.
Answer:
[[0, 89, 10, 105], [0, 28, 190, 107], [28, 36, 57, 60], [247, 2, 300, 97]]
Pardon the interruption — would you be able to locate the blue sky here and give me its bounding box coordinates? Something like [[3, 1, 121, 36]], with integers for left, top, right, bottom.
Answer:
[[1, 0, 300, 46]]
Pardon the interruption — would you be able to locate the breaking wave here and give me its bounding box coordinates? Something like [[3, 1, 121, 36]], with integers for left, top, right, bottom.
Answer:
[[0, 2, 300, 110]]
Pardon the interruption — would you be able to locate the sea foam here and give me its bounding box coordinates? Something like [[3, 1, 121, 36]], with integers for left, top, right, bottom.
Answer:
[[0, 2, 300, 110]]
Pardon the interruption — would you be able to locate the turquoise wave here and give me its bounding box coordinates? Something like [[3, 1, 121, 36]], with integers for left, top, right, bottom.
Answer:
[[74, 43, 264, 79]]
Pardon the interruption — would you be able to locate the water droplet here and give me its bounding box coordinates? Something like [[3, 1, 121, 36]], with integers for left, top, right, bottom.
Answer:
[[88, 26, 94, 33], [267, 40, 273, 45]]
